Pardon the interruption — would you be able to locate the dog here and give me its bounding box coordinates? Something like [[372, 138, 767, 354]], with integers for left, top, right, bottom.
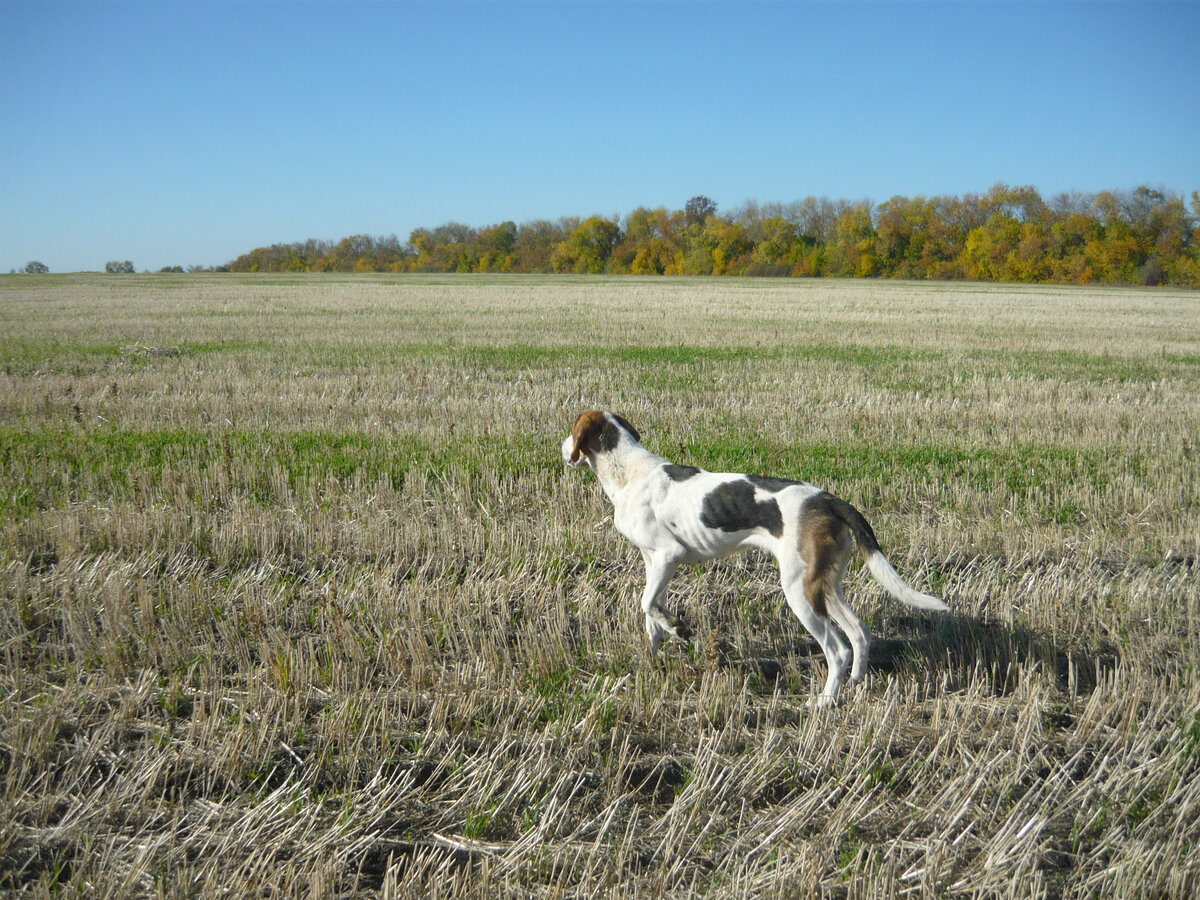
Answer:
[[562, 410, 948, 707]]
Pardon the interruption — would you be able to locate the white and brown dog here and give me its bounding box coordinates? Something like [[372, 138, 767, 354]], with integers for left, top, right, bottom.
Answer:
[[562, 410, 948, 707]]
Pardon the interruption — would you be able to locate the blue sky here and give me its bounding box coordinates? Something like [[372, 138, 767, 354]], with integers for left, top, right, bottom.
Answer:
[[2, 0, 1198, 272]]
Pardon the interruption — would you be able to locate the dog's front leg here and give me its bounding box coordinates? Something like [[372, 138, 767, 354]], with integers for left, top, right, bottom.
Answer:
[[640, 549, 690, 653]]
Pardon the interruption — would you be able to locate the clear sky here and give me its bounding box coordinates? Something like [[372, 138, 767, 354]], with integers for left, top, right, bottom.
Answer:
[[2, 0, 1198, 273]]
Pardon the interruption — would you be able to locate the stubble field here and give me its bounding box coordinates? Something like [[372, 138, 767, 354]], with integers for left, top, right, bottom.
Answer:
[[1, 273, 1199, 897]]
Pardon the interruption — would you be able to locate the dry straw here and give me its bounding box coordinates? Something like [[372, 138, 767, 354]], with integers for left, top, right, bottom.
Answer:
[[1, 273, 1198, 897]]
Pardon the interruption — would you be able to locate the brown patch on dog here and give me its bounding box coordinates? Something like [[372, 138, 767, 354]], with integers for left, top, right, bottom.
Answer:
[[798, 496, 854, 619], [570, 410, 609, 464]]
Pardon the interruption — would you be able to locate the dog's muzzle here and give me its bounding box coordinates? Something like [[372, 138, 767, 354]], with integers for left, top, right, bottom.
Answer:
[[562, 434, 588, 468]]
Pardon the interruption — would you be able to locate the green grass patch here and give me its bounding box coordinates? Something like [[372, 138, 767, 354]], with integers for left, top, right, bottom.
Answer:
[[1, 421, 1143, 527], [0, 425, 555, 518], [675, 433, 1128, 496]]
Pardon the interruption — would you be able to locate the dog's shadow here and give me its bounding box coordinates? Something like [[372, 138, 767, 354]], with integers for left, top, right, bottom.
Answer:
[[730, 612, 1119, 701]]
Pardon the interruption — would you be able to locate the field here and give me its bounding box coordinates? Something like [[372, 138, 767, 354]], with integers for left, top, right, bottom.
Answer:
[[2, 273, 1199, 897]]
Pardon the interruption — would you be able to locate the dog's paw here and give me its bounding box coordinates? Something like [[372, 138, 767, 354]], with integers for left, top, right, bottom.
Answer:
[[673, 619, 693, 642]]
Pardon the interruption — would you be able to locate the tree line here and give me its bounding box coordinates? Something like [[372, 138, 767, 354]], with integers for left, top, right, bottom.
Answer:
[[227, 184, 1199, 287]]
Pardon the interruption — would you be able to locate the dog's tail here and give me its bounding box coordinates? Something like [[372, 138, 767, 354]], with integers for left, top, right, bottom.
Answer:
[[830, 497, 949, 612]]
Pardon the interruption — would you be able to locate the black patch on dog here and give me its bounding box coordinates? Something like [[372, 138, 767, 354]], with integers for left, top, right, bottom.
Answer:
[[591, 413, 641, 455], [609, 413, 640, 443], [746, 474, 801, 493], [700, 479, 783, 537], [664, 464, 702, 482], [595, 421, 623, 452]]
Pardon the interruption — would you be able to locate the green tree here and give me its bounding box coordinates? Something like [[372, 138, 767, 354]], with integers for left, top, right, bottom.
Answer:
[[963, 214, 1021, 280], [752, 216, 799, 266], [486, 220, 518, 254], [826, 203, 877, 277], [1048, 213, 1102, 283], [24, 261, 49, 274], [983, 183, 1050, 225], [552, 216, 621, 274], [614, 207, 686, 274], [874, 196, 929, 278], [478, 221, 518, 272], [704, 218, 753, 274]]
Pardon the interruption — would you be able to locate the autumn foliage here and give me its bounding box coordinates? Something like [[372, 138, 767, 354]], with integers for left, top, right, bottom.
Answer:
[[228, 185, 1200, 287]]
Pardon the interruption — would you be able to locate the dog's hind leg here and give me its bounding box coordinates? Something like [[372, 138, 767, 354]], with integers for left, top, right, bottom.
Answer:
[[814, 531, 870, 688], [826, 584, 871, 688], [780, 556, 849, 707]]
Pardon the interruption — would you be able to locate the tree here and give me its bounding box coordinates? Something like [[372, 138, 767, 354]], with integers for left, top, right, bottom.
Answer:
[[510, 220, 566, 272], [483, 221, 517, 255], [782, 196, 842, 245], [612, 207, 685, 274], [983, 183, 1050, 224], [479, 221, 518, 271], [703, 218, 753, 274], [685, 195, 718, 227], [215, 185, 1200, 287], [105, 260, 135, 274], [826, 202, 878, 277], [24, 261, 49, 274], [874, 196, 925, 277], [748, 216, 799, 268], [552, 216, 621, 273]]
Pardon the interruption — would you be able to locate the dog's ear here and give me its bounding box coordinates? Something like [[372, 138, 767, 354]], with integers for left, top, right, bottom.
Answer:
[[570, 410, 607, 464]]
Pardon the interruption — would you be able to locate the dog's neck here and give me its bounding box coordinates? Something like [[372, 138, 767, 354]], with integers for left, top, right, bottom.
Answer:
[[589, 439, 663, 501]]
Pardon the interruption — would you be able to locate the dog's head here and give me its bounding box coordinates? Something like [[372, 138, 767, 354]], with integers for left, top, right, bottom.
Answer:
[[562, 410, 641, 470]]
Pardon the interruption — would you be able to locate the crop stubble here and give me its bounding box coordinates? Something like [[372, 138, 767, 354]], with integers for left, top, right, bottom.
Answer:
[[1, 274, 1198, 897]]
